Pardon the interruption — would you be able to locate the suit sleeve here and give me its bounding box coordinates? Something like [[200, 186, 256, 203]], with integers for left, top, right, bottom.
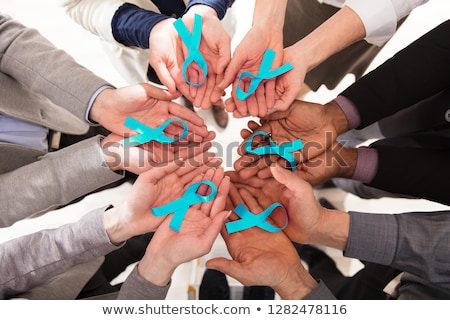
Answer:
[[341, 20, 450, 129], [0, 13, 109, 122], [0, 136, 123, 227], [345, 210, 450, 291], [0, 209, 120, 299]]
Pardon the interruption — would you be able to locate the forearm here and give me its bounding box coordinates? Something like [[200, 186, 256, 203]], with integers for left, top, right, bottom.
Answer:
[[368, 142, 450, 205], [0, 209, 119, 299], [252, 0, 287, 32], [0, 136, 123, 227], [289, 6, 365, 73], [0, 14, 109, 121], [345, 210, 450, 291], [340, 20, 450, 129]]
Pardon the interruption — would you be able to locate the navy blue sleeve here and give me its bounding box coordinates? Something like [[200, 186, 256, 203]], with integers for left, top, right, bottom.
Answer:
[[111, 3, 170, 49], [186, 0, 233, 20]]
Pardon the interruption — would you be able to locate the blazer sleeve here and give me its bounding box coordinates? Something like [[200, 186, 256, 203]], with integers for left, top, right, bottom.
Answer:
[[0, 209, 120, 299], [0, 13, 109, 122], [345, 210, 450, 291], [340, 20, 450, 129], [0, 136, 123, 227]]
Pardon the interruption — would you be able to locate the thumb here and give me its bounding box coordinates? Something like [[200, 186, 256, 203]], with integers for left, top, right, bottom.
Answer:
[[270, 163, 310, 195], [205, 258, 244, 282]]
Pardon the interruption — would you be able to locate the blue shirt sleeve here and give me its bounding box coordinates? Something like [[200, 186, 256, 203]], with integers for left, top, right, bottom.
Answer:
[[186, 0, 233, 20], [112, 3, 171, 49]]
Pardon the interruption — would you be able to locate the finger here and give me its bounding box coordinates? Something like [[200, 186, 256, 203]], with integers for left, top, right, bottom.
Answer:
[[200, 167, 225, 213], [167, 100, 205, 127], [141, 158, 183, 183], [228, 182, 244, 209], [153, 63, 178, 94], [264, 79, 276, 111], [200, 210, 230, 248], [205, 258, 248, 285], [237, 188, 263, 213], [254, 86, 267, 117], [208, 176, 230, 218]]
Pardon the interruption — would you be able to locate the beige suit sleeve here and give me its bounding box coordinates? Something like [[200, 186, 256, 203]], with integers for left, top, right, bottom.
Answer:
[[0, 136, 123, 227]]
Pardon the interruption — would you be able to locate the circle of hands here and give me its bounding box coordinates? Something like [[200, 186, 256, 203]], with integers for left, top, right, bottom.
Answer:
[[96, 8, 352, 297]]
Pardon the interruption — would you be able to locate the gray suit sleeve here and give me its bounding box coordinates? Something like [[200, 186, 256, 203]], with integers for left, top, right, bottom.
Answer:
[[345, 210, 450, 291], [0, 13, 109, 121], [0, 208, 120, 299], [118, 265, 170, 300], [0, 136, 123, 227]]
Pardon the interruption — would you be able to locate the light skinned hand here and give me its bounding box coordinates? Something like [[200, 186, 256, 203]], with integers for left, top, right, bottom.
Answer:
[[269, 164, 350, 250], [89, 83, 212, 143], [213, 24, 284, 118], [137, 167, 231, 286], [101, 133, 221, 175], [104, 156, 223, 244], [182, 5, 231, 110]]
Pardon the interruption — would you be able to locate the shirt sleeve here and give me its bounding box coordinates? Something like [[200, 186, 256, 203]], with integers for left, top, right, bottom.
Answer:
[[344, 0, 428, 46]]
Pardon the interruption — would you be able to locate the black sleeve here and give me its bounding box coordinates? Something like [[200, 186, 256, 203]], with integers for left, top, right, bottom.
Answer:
[[341, 20, 450, 129]]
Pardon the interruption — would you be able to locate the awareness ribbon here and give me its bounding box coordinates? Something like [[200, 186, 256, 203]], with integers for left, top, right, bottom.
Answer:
[[173, 14, 208, 87], [244, 131, 303, 171], [225, 202, 288, 234], [236, 49, 293, 101], [121, 116, 188, 148], [151, 180, 217, 232]]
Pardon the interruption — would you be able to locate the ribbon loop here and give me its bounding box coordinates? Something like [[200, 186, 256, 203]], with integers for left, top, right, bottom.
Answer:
[[244, 131, 303, 171], [173, 14, 208, 87], [121, 116, 188, 147], [236, 48, 293, 101], [225, 202, 288, 234], [152, 180, 217, 232]]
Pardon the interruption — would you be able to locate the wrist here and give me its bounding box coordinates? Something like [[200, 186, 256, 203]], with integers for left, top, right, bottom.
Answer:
[[101, 137, 124, 172], [336, 146, 358, 179], [138, 248, 176, 287], [253, 0, 287, 32], [89, 87, 115, 125], [311, 208, 350, 251], [324, 100, 350, 136], [103, 205, 134, 244], [274, 261, 318, 299], [185, 4, 218, 19]]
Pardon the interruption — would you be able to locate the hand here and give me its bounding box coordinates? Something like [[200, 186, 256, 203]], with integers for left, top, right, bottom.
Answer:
[[137, 167, 231, 286], [272, 45, 308, 112], [182, 5, 232, 109], [101, 133, 219, 175], [233, 99, 348, 179], [103, 156, 223, 244], [269, 164, 350, 249], [214, 25, 284, 118], [90, 83, 212, 143], [206, 182, 318, 299]]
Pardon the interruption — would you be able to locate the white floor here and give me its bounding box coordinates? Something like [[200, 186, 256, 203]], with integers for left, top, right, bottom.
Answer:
[[1, 0, 449, 299]]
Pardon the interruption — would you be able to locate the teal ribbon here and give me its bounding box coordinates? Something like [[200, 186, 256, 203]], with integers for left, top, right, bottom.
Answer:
[[244, 131, 303, 171], [121, 116, 188, 148], [225, 202, 288, 234], [236, 49, 293, 101], [151, 180, 217, 232], [173, 13, 208, 87]]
